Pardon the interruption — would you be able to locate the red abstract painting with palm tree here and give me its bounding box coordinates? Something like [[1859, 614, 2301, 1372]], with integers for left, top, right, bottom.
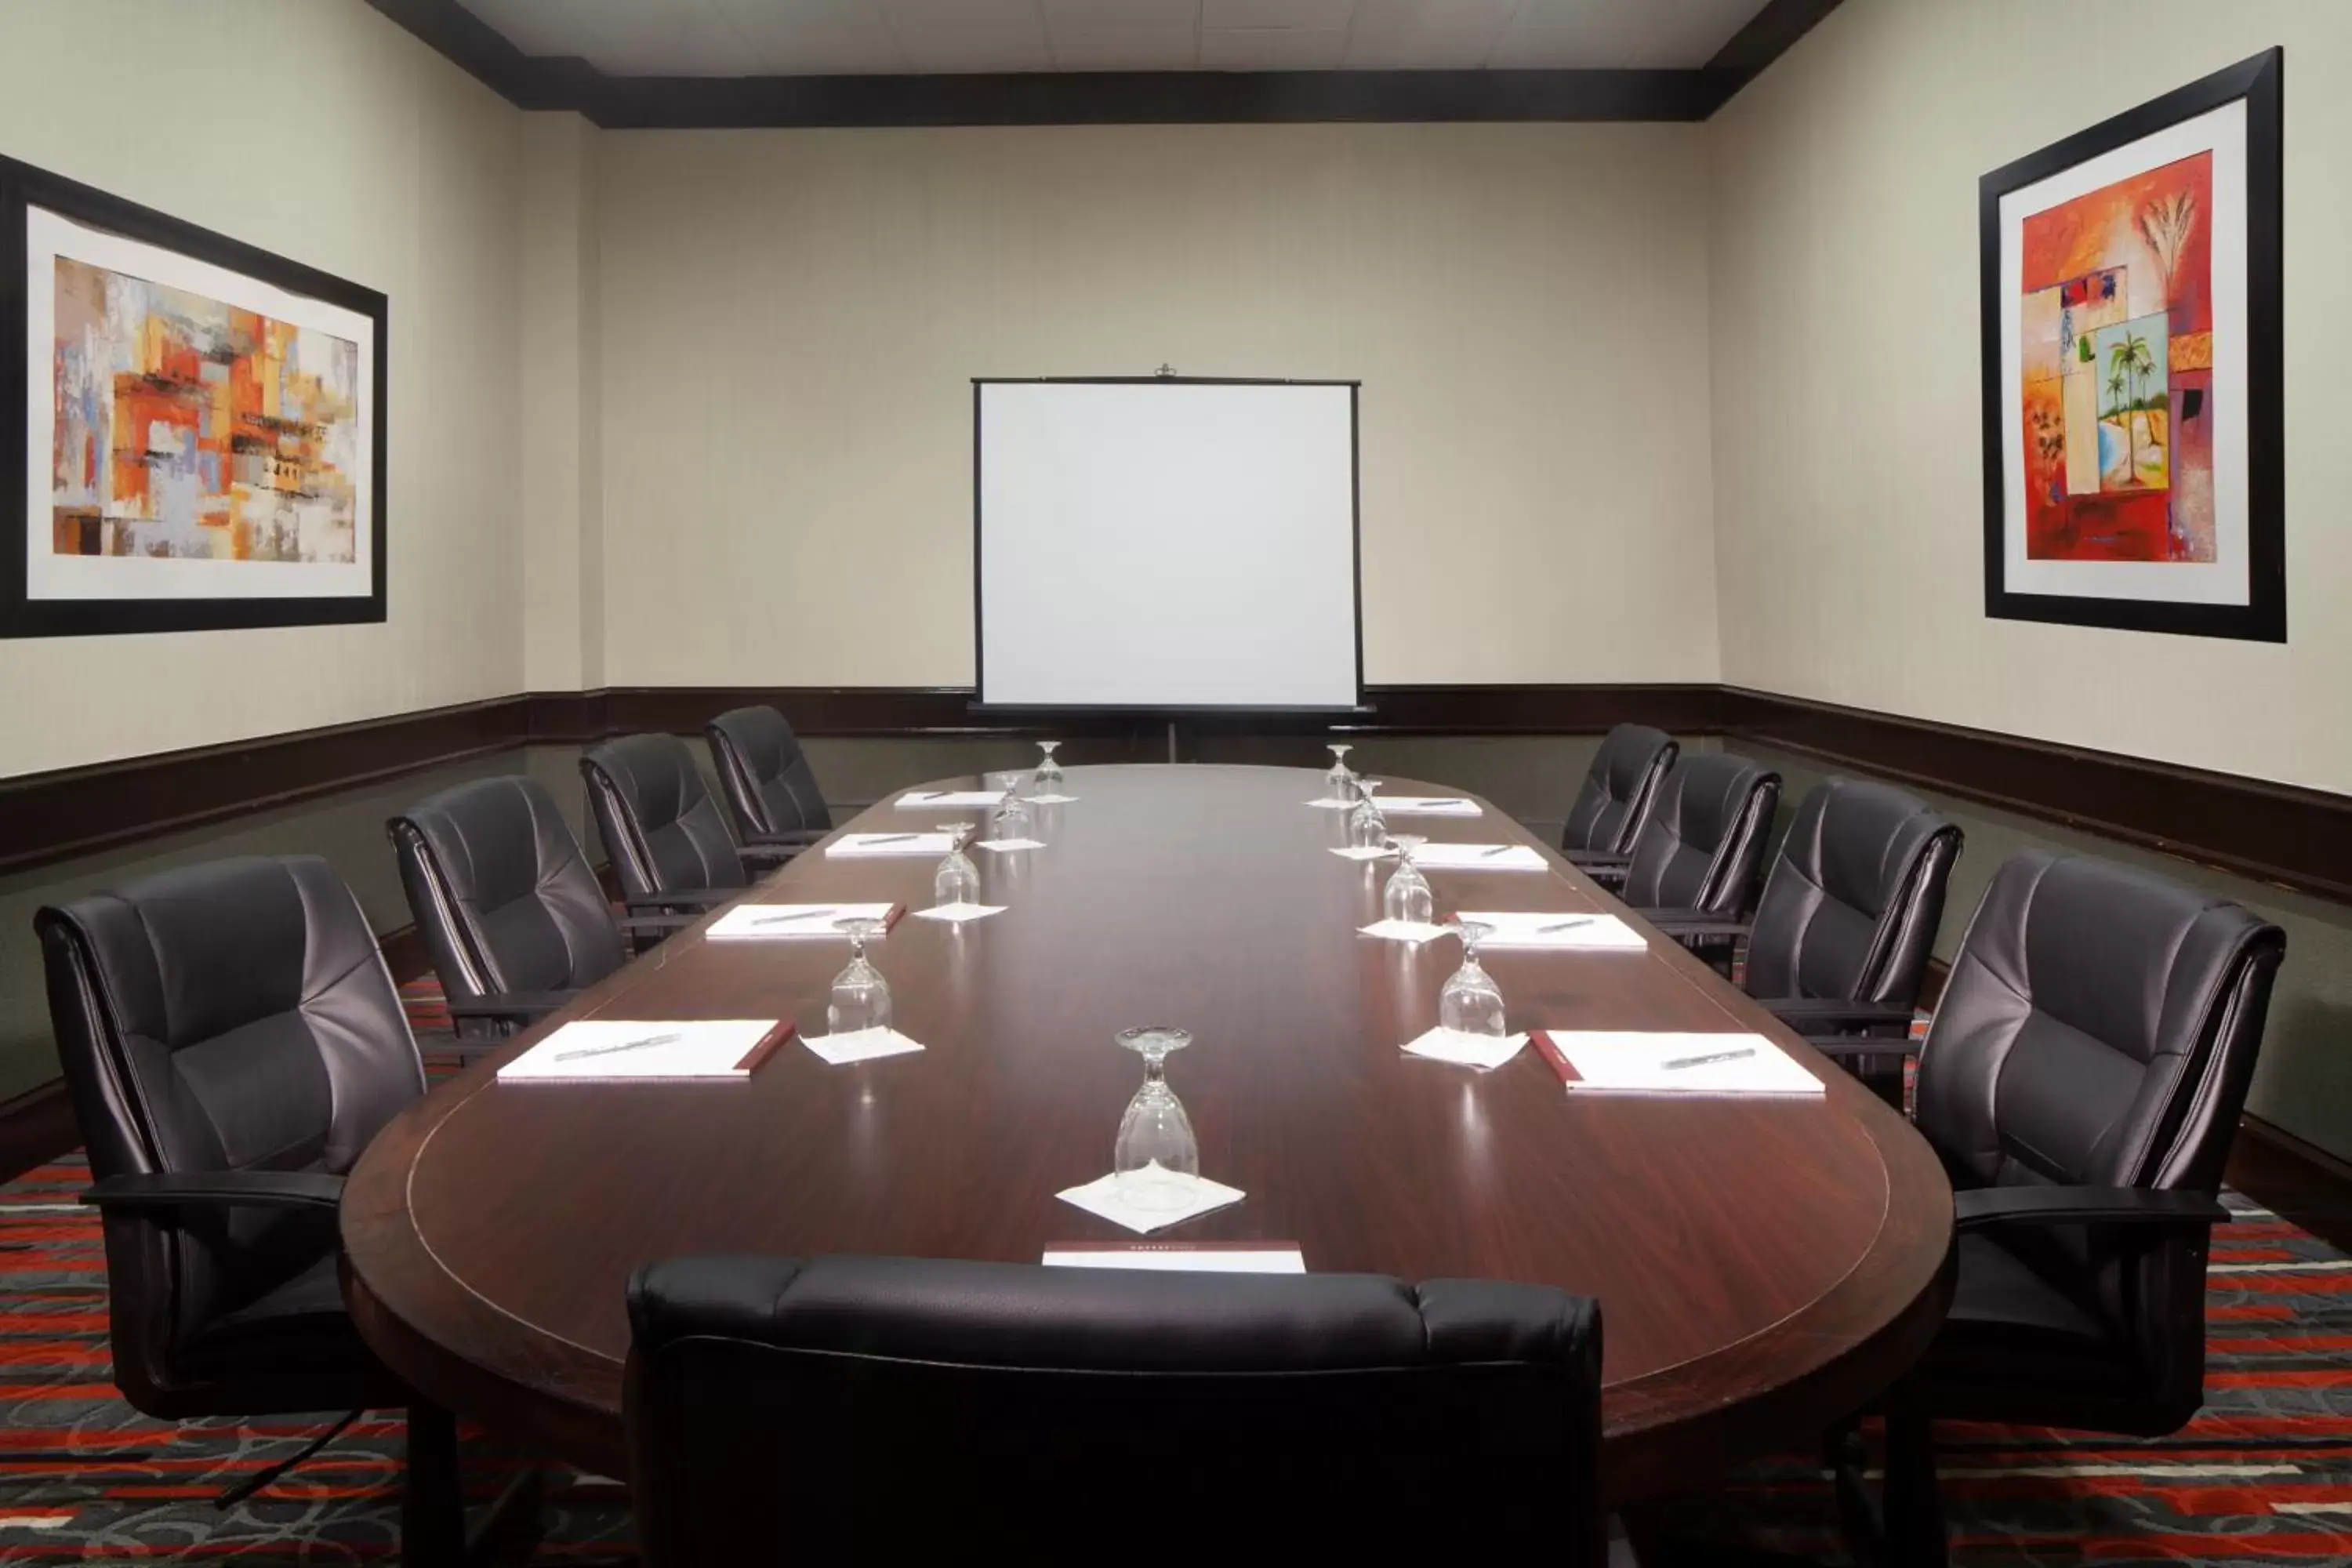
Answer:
[[2019, 153, 2213, 561]]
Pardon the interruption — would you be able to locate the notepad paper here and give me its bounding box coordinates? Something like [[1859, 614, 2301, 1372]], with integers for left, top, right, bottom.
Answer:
[[828, 833, 957, 858], [897, 789, 1007, 808], [1359, 918, 1449, 945], [911, 902, 1006, 924], [1056, 1170, 1246, 1235], [1540, 1031, 1823, 1097], [802, 1028, 927, 1065], [1401, 1026, 1529, 1070], [975, 838, 1046, 854], [1454, 910, 1646, 951], [497, 1019, 783, 1083], [1043, 1246, 1305, 1274], [706, 902, 898, 941], [1409, 843, 1547, 872], [1375, 797, 1483, 817]]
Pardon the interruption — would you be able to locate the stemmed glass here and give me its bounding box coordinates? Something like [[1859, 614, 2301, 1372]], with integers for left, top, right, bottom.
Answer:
[[1112, 1026, 1199, 1211], [1383, 835, 1435, 924], [1033, 740, 1064, 793], [1346, 777, 1388, 852], [826, 918, 893, 1036], [993, 790, 1035, 844], [932, 822, 979, 908], [1439, 922, 1504, 1038], [1324, 743, 1356, 799]]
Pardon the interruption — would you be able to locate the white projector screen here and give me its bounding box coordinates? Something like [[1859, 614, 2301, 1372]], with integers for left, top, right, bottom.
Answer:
[[975, 379, 1362, 710]]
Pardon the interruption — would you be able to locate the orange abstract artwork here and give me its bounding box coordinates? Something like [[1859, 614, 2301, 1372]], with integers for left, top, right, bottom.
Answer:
[[50, 258, 360, 562], [2017, 154, 2213, 561]]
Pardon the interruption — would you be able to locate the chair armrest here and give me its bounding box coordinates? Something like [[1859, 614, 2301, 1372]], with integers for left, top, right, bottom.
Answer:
[[1637, 913, 1751, 942], [1803, 1034, 1923, 1062], [746, 829, 827, 848], [83, 1171, 345, 1213], [618, 911, 699, 936], [1955, 1185, 2232, 1234], [740, 844, 798, 869], [445, 989, 576, 1024], [1564, 850, 1630, 869], [624, 888, 734, 913], [1761, 998, 1916, 1035]]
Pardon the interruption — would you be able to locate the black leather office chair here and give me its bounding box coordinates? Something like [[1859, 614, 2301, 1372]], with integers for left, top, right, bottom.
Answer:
[[389, 775, 689, 1038], [705, 705, 832, 852], [625, 1254, 1605, 1559], [35, 855, 532, 1558], [580, 732, 790, 911], [1562, 722, 1677, 859], [1647, 778, 1961, 1096], [1606, 752, 1779, 916], [1810, 850, 2285, 1565]]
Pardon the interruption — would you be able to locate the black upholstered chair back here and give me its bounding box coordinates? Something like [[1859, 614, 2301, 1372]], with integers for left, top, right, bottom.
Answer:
[[626, 1254, 1604, 1559], [389, 775, 626, 1003], [35, 856, 425, 1414], [1618, 752, 1780, 915], [1744, 778, 1962, 1007], [705, 706, 831, 841], [1563, 723, 1677, 855], [581, 733, 750, 901]]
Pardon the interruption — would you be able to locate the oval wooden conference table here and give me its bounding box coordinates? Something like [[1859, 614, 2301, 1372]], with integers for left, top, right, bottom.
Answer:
[[342, 764, 1954, 1501]]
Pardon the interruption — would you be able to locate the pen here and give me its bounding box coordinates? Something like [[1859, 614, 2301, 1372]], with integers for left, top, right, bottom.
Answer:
[[1482, 845, 1514, 858], [750, 907, 838, 926], [552, 1030, 684, 1064], [1537, 916, 1598, 934], [859, 833, 920, 846], [1660, 1047, 1757, 1072]]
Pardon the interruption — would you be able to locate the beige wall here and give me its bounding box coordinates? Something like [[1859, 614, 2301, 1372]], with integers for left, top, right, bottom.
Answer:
[[590, 122, 1722, 690], [1708, 0, 2352, 794], [518, 112, 604, 692], [0, 0, 524, 779]]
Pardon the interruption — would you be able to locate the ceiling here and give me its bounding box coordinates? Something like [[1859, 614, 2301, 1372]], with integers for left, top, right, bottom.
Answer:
[[453, 0, 1776, 78]]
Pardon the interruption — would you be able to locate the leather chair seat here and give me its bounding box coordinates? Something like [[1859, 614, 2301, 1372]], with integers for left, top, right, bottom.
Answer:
[[1929, 1230, 2125, 1382], [182, 1247, 395, 1397]]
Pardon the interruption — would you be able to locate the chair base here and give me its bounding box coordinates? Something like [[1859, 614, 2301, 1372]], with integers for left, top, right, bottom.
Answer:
[[1624, 1413, 1948, 1568], [215, 1408, 358, 1509], [402, 1402, 545, 1565]]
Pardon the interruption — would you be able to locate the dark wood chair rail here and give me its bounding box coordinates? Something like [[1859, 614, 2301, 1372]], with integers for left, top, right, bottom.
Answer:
[[339, 764, 1953, 1502]]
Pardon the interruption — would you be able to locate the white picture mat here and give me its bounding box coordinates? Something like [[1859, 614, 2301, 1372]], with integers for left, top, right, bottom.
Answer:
[[1997, 100, 2248, 605], [24, 205, 378, 602], [977, 382, 1359, 708]]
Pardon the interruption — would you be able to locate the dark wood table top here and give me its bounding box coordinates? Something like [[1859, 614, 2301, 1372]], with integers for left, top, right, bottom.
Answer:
[[343, 764, 1953, 1500]]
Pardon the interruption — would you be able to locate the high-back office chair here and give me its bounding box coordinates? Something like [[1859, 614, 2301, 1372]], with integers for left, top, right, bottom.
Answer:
[[705, 705, 832, 851], [625, 1254, 1605, 1560], [35, 855, 529, 1555], [580, 733, 790, 909], [1809, 851, 2284, 1566], [1561, 722, 1678, 858], [389, 775, 689, 1037], [1606, 752, 1780, 916], [1647, 778, 1961, 1096]]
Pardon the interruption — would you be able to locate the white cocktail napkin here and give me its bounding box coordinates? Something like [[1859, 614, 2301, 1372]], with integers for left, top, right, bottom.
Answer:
[[1401, 1027, 1530, 1071], [975, 838, 1046, 853], [1055, 1169, 1246, 1234], [1328, 845, 1397, 862], [1359, 919, 1449, 945], [802, 1028, 927, 1065], [910, 902, 1007, 924]]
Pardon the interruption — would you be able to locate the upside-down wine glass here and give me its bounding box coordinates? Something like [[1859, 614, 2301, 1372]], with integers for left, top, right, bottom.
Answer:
[[1346, 777, 1388, 852], [1112, 1025, 1199, 1211], [993, 789, 1035, 844], [1439, 922, 1504, 1038], [932, 822, 979, 908], [1324, 743, 1356, 799], [1033, 739, 1064, 793], [826, 917, 893, 1036], [1383, 835, 1435, 924]]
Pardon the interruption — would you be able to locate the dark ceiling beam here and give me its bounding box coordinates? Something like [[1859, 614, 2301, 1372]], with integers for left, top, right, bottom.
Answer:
[[363, 0, 1841, 128]]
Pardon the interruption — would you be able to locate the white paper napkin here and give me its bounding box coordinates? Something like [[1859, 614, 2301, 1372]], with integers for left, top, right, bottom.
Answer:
[[802, 1028, 927, 1065], [1359, 918, 1449, 944], [706, 902, 897, 941], [1304, 797, 1357, 809], [911, 902, 1007, 924], [828, 833, 957, 858], [897, 789, 1007, 809], [1328, 845, 1397, 862], [1409, 843, 1548, 872], [1454, 909, 1647, 951], [976, 837, 1046, 853], [1055, 1169, 1246, 1234], [1401, 1026, 1530, 1070], [1042, 1247, 1305, 1274], [1377, 797, 1483, 817], [1027, 793, 1080, 805]]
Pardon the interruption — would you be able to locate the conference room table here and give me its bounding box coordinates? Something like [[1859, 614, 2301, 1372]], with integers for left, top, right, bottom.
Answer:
[[341, 763, 1955, 1502]]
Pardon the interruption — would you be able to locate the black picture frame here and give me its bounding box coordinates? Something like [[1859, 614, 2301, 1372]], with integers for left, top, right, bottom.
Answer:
[[1978, 48, 2283, 642], [969, 376, 1367, 716], [0, 155, 388, 638]]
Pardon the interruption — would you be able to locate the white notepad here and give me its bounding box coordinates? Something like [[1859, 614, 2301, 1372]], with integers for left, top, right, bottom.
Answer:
[[1043, 1246, 1305, 1274], [828, 832, 957, 858], [706, 902, 897, 941], [897, 789, 1007, 808], [1409, 843, 1548, 872], [1455, 910, 1646, 951], [1541, 1032, 1823, 1097], [497, 1019, 784, 1083], [1376, 797, 1483, 817]]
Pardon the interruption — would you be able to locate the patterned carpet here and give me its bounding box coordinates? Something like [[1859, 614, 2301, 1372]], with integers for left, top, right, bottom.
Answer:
[[0, 983, 2340, 1562]]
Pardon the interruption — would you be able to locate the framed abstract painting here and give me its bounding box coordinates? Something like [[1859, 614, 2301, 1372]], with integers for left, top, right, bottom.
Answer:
[[1980, 49, 2282, 642], [1, 156, 387, 637]]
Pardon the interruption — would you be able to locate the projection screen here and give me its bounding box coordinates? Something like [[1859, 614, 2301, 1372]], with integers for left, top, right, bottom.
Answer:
[[975, 379, 1363, 710]]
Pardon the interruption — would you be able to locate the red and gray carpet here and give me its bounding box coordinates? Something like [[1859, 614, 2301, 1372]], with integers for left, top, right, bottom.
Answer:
[[0, 985, 2340, 1562]]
